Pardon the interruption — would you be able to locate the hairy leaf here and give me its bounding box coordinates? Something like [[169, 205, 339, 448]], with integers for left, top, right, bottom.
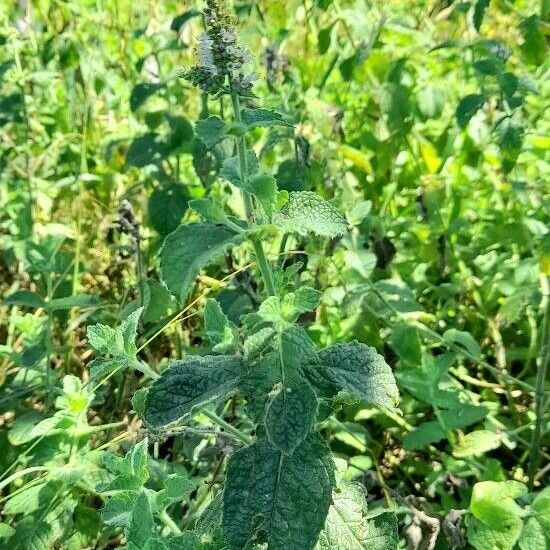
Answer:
[[222, 434, 334, 550], [312, 341, 399, 410], [160, 223, 243, 301], [144, 355, 242, 428], [195, 116, 226, 149], [274, 191, 347, 237]]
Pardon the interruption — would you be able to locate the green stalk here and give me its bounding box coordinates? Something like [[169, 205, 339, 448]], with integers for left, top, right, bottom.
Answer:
[[203, 409, 252, 445], [229, 81, 276, 296], [528, 275, 550, 489]]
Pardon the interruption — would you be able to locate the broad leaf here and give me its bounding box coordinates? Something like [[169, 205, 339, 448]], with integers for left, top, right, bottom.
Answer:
[[456, 94, 485, 128], [241, 108, 291, 129], [148, 183, 188, 236], [265, 372, 318, 453], [312, 341, 399, 410], [160, 223, 243, 301], [222, 434, 334, 550], [274, 191, 347, 237], [195, 116, 226, 149], [144, 355, 242, 428], [220, 151, 259, 189]]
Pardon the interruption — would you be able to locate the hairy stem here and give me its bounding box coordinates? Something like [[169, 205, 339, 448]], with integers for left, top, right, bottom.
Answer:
[[528, 275, 550, 489], [229, 80, 276, 296]]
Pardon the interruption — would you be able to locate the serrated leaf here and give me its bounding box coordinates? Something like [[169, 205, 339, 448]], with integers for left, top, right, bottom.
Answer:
[[219, 151, 259, 189], [456, 94, 485, 128], [241, 108, 291, 129], [249, 173, 278, 216], [160, 223, 243, 302], [365, 513, 399, 550], [312, 341, 399, 410], [265, 373, 318, 453], [222, 434, 334, 550], [102, 491, 139, 527], [144, 355, 242, 428], [195, 116, 226, 149], [126, 491, 155, 549], [189, 197, 226, 223], [316, 480, 369, 549], [274, 191, 348, 237], [204, 298, 236, 353]]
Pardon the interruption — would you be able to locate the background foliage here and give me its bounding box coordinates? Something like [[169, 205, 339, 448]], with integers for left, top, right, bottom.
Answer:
[[0, 0, 548, 548]]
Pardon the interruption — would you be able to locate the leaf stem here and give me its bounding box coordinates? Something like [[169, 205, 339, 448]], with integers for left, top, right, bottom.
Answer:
[[0, 466, 49, 492], [203, 409, 252, 445], [528, 275, 550, 489], [229, 80, 276, 296]]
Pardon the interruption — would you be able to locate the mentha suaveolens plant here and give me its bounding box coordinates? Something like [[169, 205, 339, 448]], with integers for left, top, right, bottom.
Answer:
[[142, 1, 400, 548]]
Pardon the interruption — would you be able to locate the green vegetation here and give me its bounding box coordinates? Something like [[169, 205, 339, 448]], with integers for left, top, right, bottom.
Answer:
[[0, 0, 548, 548]]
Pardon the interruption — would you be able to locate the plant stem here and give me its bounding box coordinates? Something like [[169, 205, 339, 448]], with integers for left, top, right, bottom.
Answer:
[[229, 80, 276, 296], [160, 509, 182, 535], [528, 275, 550, 489], [203, 409, 252, 445], [0, 466, 49, 492]]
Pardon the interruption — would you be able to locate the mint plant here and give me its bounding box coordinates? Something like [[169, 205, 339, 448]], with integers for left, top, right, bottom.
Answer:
[[139, 0, 399, 547]]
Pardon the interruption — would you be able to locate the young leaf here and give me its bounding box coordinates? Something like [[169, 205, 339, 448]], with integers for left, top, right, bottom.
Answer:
[[274, 191, 348, 238], [456, 94, 485, 128], [311, 341, 399, 410], [144, 355, 243, 428], [204, 298, 236, 353], [195, 116, 226, 149], [241, 108, 292, 129], [160, 223, 243, 302], [222, 434, 334, 550]]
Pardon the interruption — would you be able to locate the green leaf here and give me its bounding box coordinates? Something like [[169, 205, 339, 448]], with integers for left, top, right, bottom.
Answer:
[[204, 298, 236, 353], [241, 108, 291, 129], [318, 25, 333, 55], [171, 9, 201, 32], [222, 434, 334, 550], [518, 516, 547, 550], [390, 323, 422, 365], [454, 430, 501, 458], [46, 294, 99, 311], [312, 341, 399, 410], [249, 173, 278, 216], [274, 191, 348, 237], [189, 196, 226, 223], [220, 151, 259, 189], [4, 290, 45, 309], [496, 117, 524, 173], [102, 491, 139, 527], [316, 480, 386, 550], [365, 513, 399, 550], [265, 373, 318, 453], [0, 523, 15, 539], [456, 94, 485, 128], [195, 116, 226, 149], [126, 133, 168, 168], [443, 329, 481, 359], [470, 481, 527, 529], [130, 83, 163, 112], [126, 491, 155, 549], [519, 15, 546, 66], [403, 421, 446, 450], [473, 0, 491, 32], [532, 487, 550, 533], [148, 183, 188, 236], [466, 515, 522, 550], [160, 223, 243, 301], [144, 354, 242, 428]]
